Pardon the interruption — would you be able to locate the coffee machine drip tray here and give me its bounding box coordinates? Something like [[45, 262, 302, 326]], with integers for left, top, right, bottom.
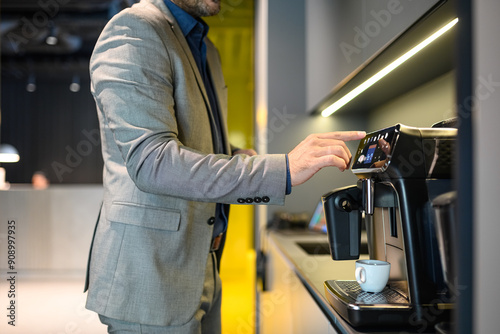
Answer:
[[325, 280, 413, 327]]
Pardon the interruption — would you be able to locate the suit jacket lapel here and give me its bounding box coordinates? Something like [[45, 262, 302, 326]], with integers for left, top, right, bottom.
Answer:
[[161, 4, 210, 105], [151, 0, 224, 153]]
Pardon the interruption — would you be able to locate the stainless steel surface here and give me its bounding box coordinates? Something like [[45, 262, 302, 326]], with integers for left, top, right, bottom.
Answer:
[[361, 178, 374, 215], [326, 280, 409, 305], [432, 191, 457, 287], [370, 208, 387, 261]]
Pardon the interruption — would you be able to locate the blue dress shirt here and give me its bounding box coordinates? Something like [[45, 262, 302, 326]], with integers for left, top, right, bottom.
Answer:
[[165, 1, 225, 154]]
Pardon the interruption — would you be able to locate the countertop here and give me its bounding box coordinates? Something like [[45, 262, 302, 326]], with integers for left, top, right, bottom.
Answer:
[[266, 229, 438, 334]]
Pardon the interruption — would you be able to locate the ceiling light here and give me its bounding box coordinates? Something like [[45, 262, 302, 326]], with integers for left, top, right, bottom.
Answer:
[[0, 144, 20, 163], [46, 35, 58, 45], [321, 17, 459, 117], [0, 144, 20, 189], [45, 22, 58, 45], [69, 75, 81, 92], [26, 74, 36, 93]]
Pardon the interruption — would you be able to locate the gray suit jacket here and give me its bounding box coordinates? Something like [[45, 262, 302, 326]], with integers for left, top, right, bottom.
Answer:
[[85, 0, 287, 327]]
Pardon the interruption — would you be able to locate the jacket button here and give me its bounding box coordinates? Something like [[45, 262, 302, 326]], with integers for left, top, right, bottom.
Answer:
[[237, 198, 246, 204], [245, 198, 254, 203], [254, 197, 262, 203], [207, 217, 215, 225], [262, 196, 270, 203]]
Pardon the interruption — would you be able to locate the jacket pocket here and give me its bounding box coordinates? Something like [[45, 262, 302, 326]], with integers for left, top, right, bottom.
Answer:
[[107, 202, 180, 231]]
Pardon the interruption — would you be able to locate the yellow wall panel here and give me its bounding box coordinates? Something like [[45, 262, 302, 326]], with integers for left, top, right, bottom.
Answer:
[[205, 2, 256, 333]]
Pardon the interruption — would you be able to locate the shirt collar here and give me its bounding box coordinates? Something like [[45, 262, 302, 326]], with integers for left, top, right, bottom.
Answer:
[[165, 0, 209, 39]]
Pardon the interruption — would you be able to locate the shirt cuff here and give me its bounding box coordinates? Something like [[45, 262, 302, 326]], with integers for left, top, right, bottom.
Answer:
[[285, 154, 292, 195]]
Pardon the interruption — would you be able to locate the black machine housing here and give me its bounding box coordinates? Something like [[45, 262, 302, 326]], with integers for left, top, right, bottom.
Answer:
[[322, 124, 456, 328]]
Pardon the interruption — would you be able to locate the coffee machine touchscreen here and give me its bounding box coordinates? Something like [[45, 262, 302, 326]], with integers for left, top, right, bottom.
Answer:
[[365, 144, 377, 163], [351, 125, 398, 172]]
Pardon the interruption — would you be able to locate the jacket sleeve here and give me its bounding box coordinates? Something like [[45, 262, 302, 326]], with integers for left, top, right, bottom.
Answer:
[[90, 7, 287, 205]]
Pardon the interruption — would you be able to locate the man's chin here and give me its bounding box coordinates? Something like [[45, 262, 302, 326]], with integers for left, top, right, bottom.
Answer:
[[204, 2, 221, 16]]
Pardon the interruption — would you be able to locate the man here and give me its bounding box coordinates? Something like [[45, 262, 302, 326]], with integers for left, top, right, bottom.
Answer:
[[84, 0, 365, 333]]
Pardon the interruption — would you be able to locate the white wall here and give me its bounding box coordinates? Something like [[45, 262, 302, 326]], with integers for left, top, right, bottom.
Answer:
[[368, 71, 456, 130], [0, 185, 102, 274], [305, 0, 441, 112], [473, 0, 500, 332], [263, 0, 365, 221]]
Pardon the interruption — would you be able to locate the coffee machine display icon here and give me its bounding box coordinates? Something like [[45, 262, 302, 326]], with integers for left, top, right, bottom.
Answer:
[[322, 124, 456, 328]]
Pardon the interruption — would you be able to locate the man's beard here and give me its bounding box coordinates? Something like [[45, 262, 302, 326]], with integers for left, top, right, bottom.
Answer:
[[174, 0, 221, 17]]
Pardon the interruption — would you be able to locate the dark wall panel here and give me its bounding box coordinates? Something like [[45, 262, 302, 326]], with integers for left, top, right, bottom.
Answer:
[[1, 67, 103, 184]]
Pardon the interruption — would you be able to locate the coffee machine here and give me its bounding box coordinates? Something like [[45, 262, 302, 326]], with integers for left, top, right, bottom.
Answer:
[[322, 123, 456, 328]]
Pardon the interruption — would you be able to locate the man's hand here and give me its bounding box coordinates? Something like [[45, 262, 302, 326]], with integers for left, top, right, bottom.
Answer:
[[288, 131, 366, 187], [233, 148, 258, 156]]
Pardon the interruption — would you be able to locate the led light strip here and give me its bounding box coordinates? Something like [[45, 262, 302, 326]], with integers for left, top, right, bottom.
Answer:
[[321, 18, 459, 117]]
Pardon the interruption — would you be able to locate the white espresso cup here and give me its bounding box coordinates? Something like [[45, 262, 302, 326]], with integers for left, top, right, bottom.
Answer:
[[355, 260, 391, 293]]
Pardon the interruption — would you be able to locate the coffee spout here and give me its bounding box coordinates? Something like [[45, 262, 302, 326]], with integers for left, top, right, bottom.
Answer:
[[361, 178, 374, 215]]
